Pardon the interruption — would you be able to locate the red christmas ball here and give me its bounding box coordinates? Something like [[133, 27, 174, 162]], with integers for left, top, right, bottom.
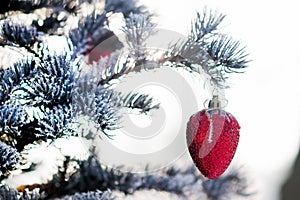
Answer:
[[186, 109, 240, 179]]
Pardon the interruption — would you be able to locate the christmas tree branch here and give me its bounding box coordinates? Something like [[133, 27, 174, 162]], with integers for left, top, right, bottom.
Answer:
[[73, 72, 121, 135], [0, 22, 39, 48], [0, 105, 26, 144], [121, 92, 159, 113], [16, 154, 250, 199], [0, 142, 20, 177], [0, 0, 85, 15], [69, 12, 113, 56], [207, 35, 249, 72], [161, 9, 249, 87], [191, 10, 225, 42], [17, 54, 76, 106], [0, 58, 35, 103], [96, 51, 131, 86], [122, 13, 156, 70], [104, 0, 147, 18]]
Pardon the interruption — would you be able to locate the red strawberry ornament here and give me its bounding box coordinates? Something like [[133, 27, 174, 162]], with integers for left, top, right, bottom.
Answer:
[[186, 96, 240, 179]]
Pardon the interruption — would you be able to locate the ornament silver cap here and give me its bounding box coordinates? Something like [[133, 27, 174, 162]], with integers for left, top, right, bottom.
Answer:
[[208, 95, 221, 109]]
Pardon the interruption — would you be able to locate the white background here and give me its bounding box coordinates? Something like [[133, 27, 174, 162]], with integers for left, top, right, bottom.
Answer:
[[141, 0, 300, 199]]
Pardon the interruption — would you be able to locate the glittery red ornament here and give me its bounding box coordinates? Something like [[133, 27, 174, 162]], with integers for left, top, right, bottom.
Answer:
[[186, 108, 240, 179]]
